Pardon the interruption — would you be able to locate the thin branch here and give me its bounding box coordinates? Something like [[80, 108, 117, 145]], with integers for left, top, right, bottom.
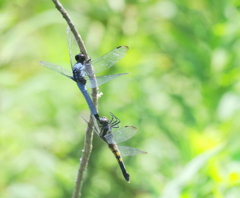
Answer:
[[52, 0, 89, 59], [51, 0, 98, 197]]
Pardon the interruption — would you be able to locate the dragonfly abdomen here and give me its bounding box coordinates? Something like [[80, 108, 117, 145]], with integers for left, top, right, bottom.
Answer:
[[108, 143, 130, 182], [76, 82, 100, 121]]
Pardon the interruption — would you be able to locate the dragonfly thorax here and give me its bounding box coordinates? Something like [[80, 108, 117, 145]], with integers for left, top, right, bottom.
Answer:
[[72, 62, 86, 84], [99, 116, 111, 136], [73, 62, 85, 77]]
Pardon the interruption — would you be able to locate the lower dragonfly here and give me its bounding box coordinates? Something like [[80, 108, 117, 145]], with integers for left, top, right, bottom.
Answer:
[[93, 113, 147, 182], [40, 27, 129, 121]]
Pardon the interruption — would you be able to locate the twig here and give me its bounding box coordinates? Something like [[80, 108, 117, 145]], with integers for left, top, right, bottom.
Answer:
[[52, 0, 89, 59], [51, 0, 98, 197]]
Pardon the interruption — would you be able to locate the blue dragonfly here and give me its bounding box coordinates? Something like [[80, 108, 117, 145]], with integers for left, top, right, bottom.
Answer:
[[92, 113, 147, 182], [40, 27, 129, 121]]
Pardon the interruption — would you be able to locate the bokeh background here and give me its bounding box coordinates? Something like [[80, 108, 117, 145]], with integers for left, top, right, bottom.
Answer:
[[1, 0, 240, 197]]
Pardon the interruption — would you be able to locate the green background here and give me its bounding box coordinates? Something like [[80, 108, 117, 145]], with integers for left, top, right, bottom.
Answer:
[[1, 0, 240, 197]]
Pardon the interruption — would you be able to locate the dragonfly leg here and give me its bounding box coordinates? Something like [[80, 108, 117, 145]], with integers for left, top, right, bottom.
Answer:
[[109, 113, 114, 123], [85, 58, 91, 64], [109, 112, 121, 128]]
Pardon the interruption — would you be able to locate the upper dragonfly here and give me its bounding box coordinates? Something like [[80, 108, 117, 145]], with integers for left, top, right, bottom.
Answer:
[[40, 27, 129, 121], [93, 113, 147, 182]]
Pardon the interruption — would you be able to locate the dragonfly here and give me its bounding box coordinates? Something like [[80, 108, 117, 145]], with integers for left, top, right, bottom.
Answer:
[[40, 27, 129, 121], [93, 113, 147, 182]]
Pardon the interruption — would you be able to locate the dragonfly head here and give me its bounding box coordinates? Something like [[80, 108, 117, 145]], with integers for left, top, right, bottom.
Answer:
[[99, 116, 109, 125], [75, 53, 85, 64]]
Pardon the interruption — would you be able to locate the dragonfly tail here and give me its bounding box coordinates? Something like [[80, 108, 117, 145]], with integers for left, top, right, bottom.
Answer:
[[77, 82, 100, 122], [118, 160, 130, 183], [109, 144, 130, 182]]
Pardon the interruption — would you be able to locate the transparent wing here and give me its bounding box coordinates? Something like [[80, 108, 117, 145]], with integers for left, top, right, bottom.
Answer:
[[111, 126, 137, 144], [66, 26, 80, 68], [92, 115, 101, 136], [40, 61, 72, 79], [85, 73, 130, 88], [118, 146, 147, 156], [91, 46, 129, 74], [81, 114, 100, 137]]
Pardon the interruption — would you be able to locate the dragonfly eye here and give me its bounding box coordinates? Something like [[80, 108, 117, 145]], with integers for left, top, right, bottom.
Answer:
[[75, 54, 85, 63], [99, 116, 108, 124]]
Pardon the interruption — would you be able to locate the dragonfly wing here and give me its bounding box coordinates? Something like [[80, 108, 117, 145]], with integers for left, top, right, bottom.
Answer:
[[81, 115, 100, 137], [112, 126, 137, 144], [91, 46, 129, 74], [66, 26, 79, 68], [40, 61, 72, 79], [92, 115, 101, 136], [118, 146, 147, 156], [85, 73, 130, 88]]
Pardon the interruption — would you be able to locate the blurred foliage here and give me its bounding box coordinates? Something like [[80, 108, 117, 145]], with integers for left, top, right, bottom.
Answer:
[[1, 0, 240, 197]]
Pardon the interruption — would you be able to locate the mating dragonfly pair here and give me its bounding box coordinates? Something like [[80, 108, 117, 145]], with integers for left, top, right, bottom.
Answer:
[[40, 27, 146, 182], [40, 27, 128, 121]]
